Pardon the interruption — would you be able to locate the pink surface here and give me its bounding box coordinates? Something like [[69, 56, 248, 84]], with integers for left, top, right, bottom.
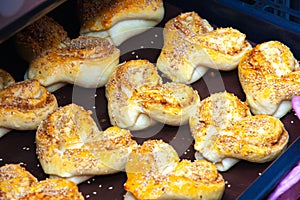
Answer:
[[268, 162, 300, 200], [292, 96, 300, 119]]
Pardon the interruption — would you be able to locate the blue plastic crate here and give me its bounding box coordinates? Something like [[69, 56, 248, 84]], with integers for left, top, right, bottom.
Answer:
[[216, 0, 300, 34], [247, 0, 300, 22]]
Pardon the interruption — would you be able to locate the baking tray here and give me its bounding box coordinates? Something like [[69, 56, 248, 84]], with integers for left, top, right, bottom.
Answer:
[[0, 1, 299, 199]]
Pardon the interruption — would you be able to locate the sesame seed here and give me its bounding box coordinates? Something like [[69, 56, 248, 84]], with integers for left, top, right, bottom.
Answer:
[[108, 186, 113, 190]]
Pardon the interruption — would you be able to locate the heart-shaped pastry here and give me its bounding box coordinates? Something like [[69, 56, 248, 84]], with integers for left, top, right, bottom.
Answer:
[[124, 140, 225, 200], [0, 79, 58, 138], [238, 40, 300, 118], [28, 36, 120, 92], [79, 0, 164, 46], [189, 92, 289, 171], [36, 103, 137, 184], [105, 59, 200, 131], [156, 12, 252, 84], [15, 15, 69, 63], [0, 164, 84, 200]]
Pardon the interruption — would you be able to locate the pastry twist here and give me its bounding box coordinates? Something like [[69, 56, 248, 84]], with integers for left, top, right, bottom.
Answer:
[[28, 36, 120, 92], [157, 12, 252, 84], [0, 164, 84, 200], [124, 140, 225, 200], [15, 15, 69, 63], [79, 0, 164, 46], [189, 92, 289, 171], [36, 103, 137, 184], [0, 79, 58, 138], [105, 59, 200, 131], [238, 40, 300, 118]]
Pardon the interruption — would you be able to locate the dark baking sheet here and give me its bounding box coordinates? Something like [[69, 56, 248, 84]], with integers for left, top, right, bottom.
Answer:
[[0, 1, 300, 200]]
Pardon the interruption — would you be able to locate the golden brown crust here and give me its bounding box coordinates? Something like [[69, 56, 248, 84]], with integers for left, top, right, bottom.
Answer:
[[15, 15, 69, 62], [157, 12, 252, 84], [36, 104, 137, 181], [189, 92, 289, 171], [238, 40, 300, 118], [105, 59, 200, 131], [0, 68, 15, 90], [0, 164, 37, 199], [28, 36, 120, 91], [124, 140, 225, 200], [0, 79, 58, 132], [20, 179, 84, 200], [0, 164, 84, 200], [79, 0, 164, 45]]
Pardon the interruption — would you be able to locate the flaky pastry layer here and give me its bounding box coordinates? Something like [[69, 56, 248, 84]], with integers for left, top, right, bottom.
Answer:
[[15, 15, 69, 63], [28, 36, 120, 92], [238, 40, 300, 118], [0, 164, 84, 200], [0, 79, 58, 137], [124, 140, 225, 200], [106, 59, 200, 131], [189, 92, 289, 171], [79, 0, 164, 45], [36, 103, 137, 183], [157, 12, 252, 84]]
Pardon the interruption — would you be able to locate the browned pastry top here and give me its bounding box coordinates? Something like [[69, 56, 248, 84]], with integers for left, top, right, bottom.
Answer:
[[15, 15, 69, 62], [238, 40, 300, 117], [0, 164, 84, 200], [80, 0, 164, 31], [0, 79, 58, 131], [124, 140, 225, 200]]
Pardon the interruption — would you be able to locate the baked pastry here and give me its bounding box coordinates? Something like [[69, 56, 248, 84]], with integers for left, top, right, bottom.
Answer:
[[0, 164, 84, 199], [105, 59, 200, 131], [0, 68, 15, 90], [79, 0, 164, 46], [189, 92, 289, 171], [36, 103, 137, 184], [0, 79, 58, 138], [156, 12, 252, 84], [0, 69, 15, 137], [238, 40, 300, 118], [124, 140, 225, 200], [28, 36, 120, 92], [15, 15, 69, 63]]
